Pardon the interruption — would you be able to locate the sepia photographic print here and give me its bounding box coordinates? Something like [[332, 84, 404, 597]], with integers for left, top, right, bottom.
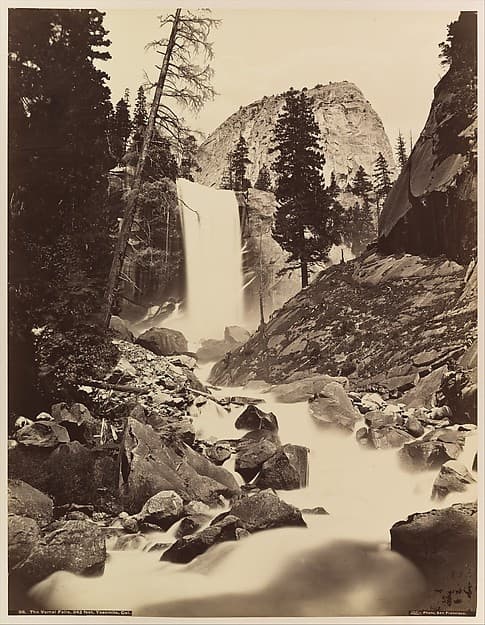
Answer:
[[2, 0, 483, 622]]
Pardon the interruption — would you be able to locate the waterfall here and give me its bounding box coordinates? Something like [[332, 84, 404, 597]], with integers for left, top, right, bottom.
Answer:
[[175, 178, 244, 341]]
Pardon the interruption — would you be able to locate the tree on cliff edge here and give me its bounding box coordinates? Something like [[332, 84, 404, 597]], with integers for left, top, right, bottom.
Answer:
[[395, 132, 408, 170], [373, 152, 393, 215], [271, 89, 345, 288]]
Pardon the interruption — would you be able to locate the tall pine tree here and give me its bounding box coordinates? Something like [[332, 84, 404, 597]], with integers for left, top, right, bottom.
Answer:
[[132, 85, 148, 152], [271, 89, 344, 287], [395, 132, 408, 170], [373, 152, 393, 214], [229, 135, 251, 191], [345, 165, 376, 255], [112, 96, 132, 161]]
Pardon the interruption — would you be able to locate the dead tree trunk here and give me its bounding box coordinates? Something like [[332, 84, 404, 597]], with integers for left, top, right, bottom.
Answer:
[[101, 9, 182, 328]]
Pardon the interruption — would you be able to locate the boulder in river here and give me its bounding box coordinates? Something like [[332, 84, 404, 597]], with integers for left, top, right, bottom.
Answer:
[[234, 433, 280, 483], [390, 502, 477, 613], [235, 404, 278, 432], [219, 489, 306, 532], [8, 479, 53, 527], [399, 430, 464, 470], [136, 327, 188, 356], [431, 460, 475, 500], [11, 520, 106, 586], [135, 490, 184, 530], [268, 374, 348, 403], [367, 426, 415, 450], [255, 444, 309, 490], [308, 382, 360, 432], [161, 515, 247, 564]]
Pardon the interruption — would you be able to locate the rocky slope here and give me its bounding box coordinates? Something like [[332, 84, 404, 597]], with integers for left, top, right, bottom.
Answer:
[[211, 250, 477, 419], [378, 27, 477, 264], [196, 81, 395, 189]]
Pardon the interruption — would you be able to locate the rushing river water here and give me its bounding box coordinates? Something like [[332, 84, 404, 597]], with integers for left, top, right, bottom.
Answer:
[[30, 369, 477, 617]]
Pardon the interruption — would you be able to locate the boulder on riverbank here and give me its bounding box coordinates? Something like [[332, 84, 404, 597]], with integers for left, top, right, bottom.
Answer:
[[390, 502, 477, 613], [255, 444, 309, 490], [431, 460, 475, 500], [8, 479, 54, 527], [120, 418, 240, 514], [235, 404, 278, 432], [308, 382, 360, 431], [136, 327, 188, 356]]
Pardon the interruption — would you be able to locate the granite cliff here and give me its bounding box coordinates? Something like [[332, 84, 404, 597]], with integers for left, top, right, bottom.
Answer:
[[196, 81, 395, 189]]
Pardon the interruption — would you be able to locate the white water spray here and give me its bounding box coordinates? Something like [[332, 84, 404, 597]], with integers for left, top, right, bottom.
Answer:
[[174, 178, 244, 341]]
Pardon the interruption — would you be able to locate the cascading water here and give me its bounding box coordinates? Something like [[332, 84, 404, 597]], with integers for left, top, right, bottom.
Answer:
[[172, 178, 244, 342], [30, 378, 478, 616]]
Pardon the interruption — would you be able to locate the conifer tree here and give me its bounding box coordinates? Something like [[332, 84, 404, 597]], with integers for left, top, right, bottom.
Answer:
[[229, 135, 251, 191], [395, 132, 408, 170], [351, 165, 373, 200], [255, 164, 272, 191], [373, 152, 393, 214], [271, 88, 345, 287], [179, 134, 200, 181], [112, 96, 132, 160], [345, 165, 376, 255], [132, 85, 148, 151]]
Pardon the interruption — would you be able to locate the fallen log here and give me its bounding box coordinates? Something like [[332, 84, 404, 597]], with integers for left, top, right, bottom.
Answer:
[[79, 379, 151, 394]]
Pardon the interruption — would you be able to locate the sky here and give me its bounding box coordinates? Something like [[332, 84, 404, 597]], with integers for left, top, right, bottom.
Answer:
[[102, 6, 461, 152]]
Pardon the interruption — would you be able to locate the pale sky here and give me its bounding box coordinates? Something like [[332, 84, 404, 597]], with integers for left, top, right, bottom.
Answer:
[[103, 7, 461, 152]]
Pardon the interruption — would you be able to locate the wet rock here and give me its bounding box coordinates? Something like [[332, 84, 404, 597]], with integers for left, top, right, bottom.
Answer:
[[390, 503, 477, 613], [222, 489, 306, 532], [119, 513, 139, 533], [120, 418, 240, 514], [399, 439, 463, 471], [135, 490, 184, 530], [51, 402, 98, 446], [368, 426, 415, 450], [302, 506, 329, 515], [365, 410, 399, 429], [224, 326, 251, 345], [235, 404, 278, 432], [112, 534, 148, 551], [431, 460, 475, 500], [8, 515, 41, 571], [405, 415, 425, 438], [206, 442, 232, 466], [11, 520, 106, 586], [161, 515, 246, 563], [255, 444, 309, 490], [355, 426, 370, 446], [136, 327, 188, 356], [183, 500, 213, 517], [308, 382, 360, 431], [235, 436, 279, 483], [269, 375, 348, 403], [175, 515, 209, 539], [15, 421, 70, 448], [109, 315, 134, 342], [8, 479, 53, 527]]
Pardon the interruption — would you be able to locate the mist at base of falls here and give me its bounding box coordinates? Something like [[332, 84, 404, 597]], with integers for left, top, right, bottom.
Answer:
[[30, 380, 477, 617]]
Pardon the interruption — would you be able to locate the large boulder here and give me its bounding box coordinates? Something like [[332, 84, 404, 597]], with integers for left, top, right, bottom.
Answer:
[[8, 479, 53, 527], [8, 515, 41, 571], [400, 366, 448, 409], [15, 421, 70, 448], [196, 339, 232, 363], [221, 489, 306, 532], [51, 402, 98, 446], [8, 442, 120, 513], [120, 418, 240, 513], [235, 404, 278, 432], [224, 326, 251, 345], [367, 426, 415, 450], [160, 515, 247, 564], [11, 520, 106, 586], [390, 502, 477, 613], [399, 439, 463, 471], [431, 460, 475, 500], [255, 444, 309, 490], [135, 490, 184, 530], [136, 327, 188, 356], [269, 375, 348, 403], [109, 315, 134, 342], [308, 382, 360, 432], [234, 433, 280, 482]]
